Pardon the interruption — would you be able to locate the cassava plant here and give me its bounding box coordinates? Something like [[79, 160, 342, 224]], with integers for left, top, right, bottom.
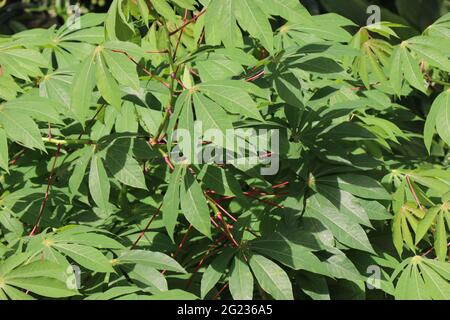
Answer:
[[0, 0, 449, 301]]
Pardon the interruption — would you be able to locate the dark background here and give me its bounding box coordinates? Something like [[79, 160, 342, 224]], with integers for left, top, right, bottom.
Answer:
[[0, 0, 449, 35]]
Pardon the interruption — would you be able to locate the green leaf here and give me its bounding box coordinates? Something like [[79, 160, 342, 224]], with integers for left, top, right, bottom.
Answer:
[[118, 250, 186, 273], [193, 93, 233, 134], [249, 232, 329, 276], [234, 0, 273, 54], [424, 90, 447, 152], [435, 90, 450, 147], [69, 146, 93, 194], [388, 46, 403, 96], [105, 0, 135, 41], [317, 185, 372, 227], [205, 0, 242, 48], [89, 154, 110, 212], [249, 254, 293, 300], [70, 51, 96, 123], [201, 247, 234, 298], [180, 171, 211, 238], [198, 81, 263, 121], [53, 243, 114, 273], [55, 233, 124, 250], [325, 251, 363, 283], [400, 47, 427, 94], [420, 262, 450, 299], [435, 210, 447, 262], [198, 165, 242, 197], [0, 110, 45, 151], [415, 206, 439, 245], [262, 0, 311, 22], [162, 165, 185, 240], [0, 128, 8, 172], [105, 142, 147, 189], [306, 195, 375, 254], [128, 265, 168, 292], [316, 173, 391, 200], [6, 277, 78, 298], [103, 49, 140, 90], [297, 272, 330, 300], [4, 260, 67, 281], [229, 254, 254, 300], [96, 51, 122, 110], [2, 96, 63, 124]]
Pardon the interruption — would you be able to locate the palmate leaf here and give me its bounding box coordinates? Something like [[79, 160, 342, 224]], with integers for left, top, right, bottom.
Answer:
[[249, 232, 330, 276], [0, 0, 449, 302], [392, 201, 425, 256], [393, 256, 450, 300], [306, 194, 375, 254], [0, 45, 48, 81], [234, 0, 273, 54], [2, 96, 63, 124], [406, 36, 450, 72], [204, 0, 242, 48], [26, 228, 119, 273], [0, 257, 78, 300]]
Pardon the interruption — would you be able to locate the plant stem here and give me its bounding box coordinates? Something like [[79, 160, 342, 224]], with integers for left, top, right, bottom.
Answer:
[[169, 9, 207, 36], [430, 78, 450, 86], [42, 137, 95, 145], [131, 203, 163, 249], [405, 175, 424, 210], [29, 144, 62, 236], [212, 282, 229, 300]]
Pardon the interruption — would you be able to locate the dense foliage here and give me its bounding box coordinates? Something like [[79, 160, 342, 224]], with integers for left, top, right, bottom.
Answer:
[[0, 0, 449, 300]]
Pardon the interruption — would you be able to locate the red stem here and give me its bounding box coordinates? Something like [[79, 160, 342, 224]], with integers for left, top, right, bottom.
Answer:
[[172, 9, 188, 61], [173, 224, 193, 259], [29, 144, 62, 236], [405, 175, 424, 210], [246, 70, 265, 82], [212, 282, 229, 300], [169, 9, 207, 36], [186, 234, 226, 289], [111, 49, 171, 89], [162, 224, 193, 275], [131, 203, 163, 249]]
